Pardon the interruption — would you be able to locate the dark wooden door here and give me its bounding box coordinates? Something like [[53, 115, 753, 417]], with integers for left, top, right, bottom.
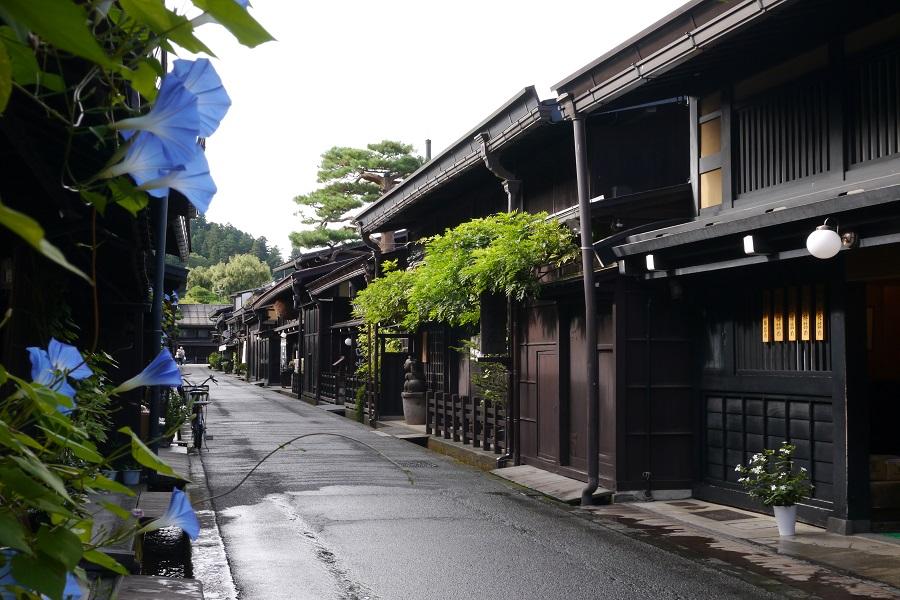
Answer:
[[618, 283, 693, 491], [301, 307, 318, 397], [379, 352, 406, 417], [519, 303, 560, 466]]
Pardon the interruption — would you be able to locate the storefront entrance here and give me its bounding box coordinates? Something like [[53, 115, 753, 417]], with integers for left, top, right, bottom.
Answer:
[[865, 281, 900, 528]]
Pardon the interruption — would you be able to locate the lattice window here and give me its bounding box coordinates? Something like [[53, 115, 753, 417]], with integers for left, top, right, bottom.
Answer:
[[846, 48, 900, 165], [736, 285, 831, 373], [423, 327, 445, 393], [734, 79, 830, 195]]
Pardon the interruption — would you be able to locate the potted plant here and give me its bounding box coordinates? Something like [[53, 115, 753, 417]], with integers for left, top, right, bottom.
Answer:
[[735, 442, 812, 536], [164, 388, 187, 446], [120, 463, 143, 486]]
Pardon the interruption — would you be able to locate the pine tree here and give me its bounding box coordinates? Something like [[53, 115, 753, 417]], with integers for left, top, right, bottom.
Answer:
[[289, 141, 423, 255]]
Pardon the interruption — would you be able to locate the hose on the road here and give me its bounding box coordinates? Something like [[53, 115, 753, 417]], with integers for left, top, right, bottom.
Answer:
[[192, 432, 415, 506]]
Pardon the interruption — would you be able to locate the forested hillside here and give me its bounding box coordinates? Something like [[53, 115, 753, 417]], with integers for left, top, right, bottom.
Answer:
[[189, 215, 283, 269]]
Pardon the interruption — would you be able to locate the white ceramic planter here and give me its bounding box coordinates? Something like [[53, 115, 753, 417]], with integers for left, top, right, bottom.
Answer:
[[773, 504, 797, 536]]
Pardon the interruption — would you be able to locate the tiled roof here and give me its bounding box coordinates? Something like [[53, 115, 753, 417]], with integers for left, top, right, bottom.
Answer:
[[177, 303, 230, 327]]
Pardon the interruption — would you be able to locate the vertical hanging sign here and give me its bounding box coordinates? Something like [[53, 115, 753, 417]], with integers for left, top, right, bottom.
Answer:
[[787, 287, 798, 341], [815, 284, 826, 341], [773, 289, 784, 341], [801, 285, 811, 341], [762, 290, 771, 343]]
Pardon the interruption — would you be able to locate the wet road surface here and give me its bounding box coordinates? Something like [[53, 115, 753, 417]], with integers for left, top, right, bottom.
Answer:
[[187, 369, 858, 600]]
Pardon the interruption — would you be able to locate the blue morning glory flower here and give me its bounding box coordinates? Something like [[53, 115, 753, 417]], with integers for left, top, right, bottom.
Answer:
[[102, 132, 182, 197], [112, 349, 182, 394], [145, 488, 200, 540], [138, 147, 216, 214], [170, 59, 231, 138], [61, 572, 82, 600], [112, 76, 200, 164], [47, 338, 92, 380], [26, 338, 92, 413]]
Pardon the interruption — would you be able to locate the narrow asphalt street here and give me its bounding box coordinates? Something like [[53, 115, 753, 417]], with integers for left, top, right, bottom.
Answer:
[[188, 369, 781, 600]]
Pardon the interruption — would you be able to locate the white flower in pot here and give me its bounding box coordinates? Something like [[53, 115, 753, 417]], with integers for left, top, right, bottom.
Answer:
[[734, 442, 812, 536]]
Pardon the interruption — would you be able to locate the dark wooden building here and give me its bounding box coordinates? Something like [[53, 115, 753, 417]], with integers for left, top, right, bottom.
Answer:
[[554, 0, 900, 531], [352, 0, 900, 532], [0, 82, 194, 439], [176, 303, 229, 364]]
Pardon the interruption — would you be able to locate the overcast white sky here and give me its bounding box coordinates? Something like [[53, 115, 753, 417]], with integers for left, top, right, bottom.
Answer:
[[194, 0, 686, 256]]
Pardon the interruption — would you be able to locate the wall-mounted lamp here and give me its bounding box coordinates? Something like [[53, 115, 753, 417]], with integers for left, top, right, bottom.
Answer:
[[806, 219, 857, 260], [344, 337, 353, 347], [742, 234, 771, 255], [645, 254, 657, 271]]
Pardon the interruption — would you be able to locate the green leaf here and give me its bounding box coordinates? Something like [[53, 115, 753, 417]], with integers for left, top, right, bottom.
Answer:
[[82, 549, 128, 575], [108, 178, 150, 216], [125, 59, 159, 102], [193, 0, 275, 47], [80, 189, 108, 214], [0, 198, 92, 282], [0, 27, 65, 92], [11, 552, 65, 599], [0, 38, 11, 114], [10, 455, 72, 503], [0, 0, 116, 70], [118, 426, 183, 479], [0, 468, 74, 517], [38, 426, 103, 463], [36, 524, 83, 570], [82, 474, 136, 496], [99, 500, 135, 521], [0, 509, 31, 552], [118, 0, 213, 55]]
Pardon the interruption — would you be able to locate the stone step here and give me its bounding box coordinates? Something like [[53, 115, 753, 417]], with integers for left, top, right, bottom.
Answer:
[[114, 575, 203, 599]]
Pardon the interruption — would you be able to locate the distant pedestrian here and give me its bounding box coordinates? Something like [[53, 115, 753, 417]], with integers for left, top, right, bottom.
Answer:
[[176, 346, 186, 365]]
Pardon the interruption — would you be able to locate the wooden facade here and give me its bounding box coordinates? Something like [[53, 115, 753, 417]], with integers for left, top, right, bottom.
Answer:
[[0, 89, 193, 441], [210, 0, 900, 533], [571, 0, 900, 530]]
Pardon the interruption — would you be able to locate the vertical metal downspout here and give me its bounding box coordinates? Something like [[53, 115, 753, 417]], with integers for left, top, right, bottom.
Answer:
[[498, 193, 517, 468], [148, 51, 169, 455], [148, 192, 169, 453], [573, 116, 600, 505]]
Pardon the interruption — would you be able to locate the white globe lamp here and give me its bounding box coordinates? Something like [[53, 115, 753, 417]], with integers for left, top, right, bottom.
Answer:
[[806, 224, 842, 259]]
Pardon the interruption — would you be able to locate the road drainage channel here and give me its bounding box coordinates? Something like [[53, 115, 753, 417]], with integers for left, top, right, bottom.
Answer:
[[141, 527, 192, 578]]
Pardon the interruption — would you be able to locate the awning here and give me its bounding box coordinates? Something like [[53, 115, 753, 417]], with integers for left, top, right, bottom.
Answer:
[[274, 318, 301, 333], [612, 181, 900, 278], [331, 318, 364, 330]]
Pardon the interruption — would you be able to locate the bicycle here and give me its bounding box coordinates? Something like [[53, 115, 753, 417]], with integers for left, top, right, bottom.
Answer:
[[180, 374, 217, 450]]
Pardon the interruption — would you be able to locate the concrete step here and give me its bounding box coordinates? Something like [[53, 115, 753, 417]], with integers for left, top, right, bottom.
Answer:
[[114, 575, 203, 599], [491, 464, 612, 505]]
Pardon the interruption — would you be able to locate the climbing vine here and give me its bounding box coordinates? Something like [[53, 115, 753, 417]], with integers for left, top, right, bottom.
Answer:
[[353, 211, 578, 329]]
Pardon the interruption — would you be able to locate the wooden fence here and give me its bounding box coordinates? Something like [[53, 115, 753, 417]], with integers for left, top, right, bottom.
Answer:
[[320, 371, 366, 406], [425, 391, 505, 454]]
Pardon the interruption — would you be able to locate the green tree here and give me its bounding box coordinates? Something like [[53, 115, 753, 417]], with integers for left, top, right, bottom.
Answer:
[[181, 286, 226, 304], [187, 253, 271, 298], [289, 141, 423, 254]]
